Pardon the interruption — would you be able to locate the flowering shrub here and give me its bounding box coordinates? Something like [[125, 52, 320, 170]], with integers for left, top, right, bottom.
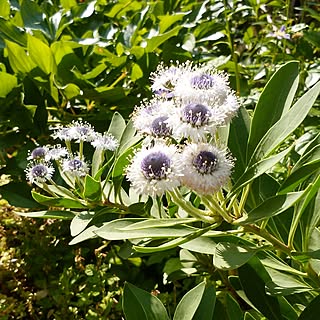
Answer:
[[19, 60, 320, 319], [1, 0, 320, 318]]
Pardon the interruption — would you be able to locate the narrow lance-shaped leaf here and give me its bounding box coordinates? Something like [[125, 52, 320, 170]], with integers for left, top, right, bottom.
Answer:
[[173, 281, 206, 320], [0, 17, 27, 46], [235, 191, 306, 225], [32, 191, 87, 209], [249, 80, 320, 164], [230, 146, 293, 197], [228, 106, 251, 181], [123, 282, 170, 320], [247, 61, 299, 159], [70, 211, 95, 237], [107, 111, 126, 142], [15, 210, 75, 220], [193, 284, 216, 320]]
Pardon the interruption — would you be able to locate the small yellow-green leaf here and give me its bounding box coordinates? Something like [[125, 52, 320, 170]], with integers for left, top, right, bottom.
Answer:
[[0, 72, 17, 97], [28, 34, 57, 74]]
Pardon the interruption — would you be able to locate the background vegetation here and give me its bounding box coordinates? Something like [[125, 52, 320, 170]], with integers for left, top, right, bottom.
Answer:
[[0, 0, 320, 319]]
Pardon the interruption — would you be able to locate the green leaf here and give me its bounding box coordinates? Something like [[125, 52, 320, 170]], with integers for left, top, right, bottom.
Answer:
[[20, 0, 49, 36], [83, 175, 101, 201], [259, 252, 307, 277], [120, 218, 198, 230], [94, 218, 200, 240], [289, 174, 320, 248], [107, 111, 126, 142], [69, 225, 99, 245], [235, 191, 305, 224], [6, 40, 36, 74], [70, 211, 95, 236], [297, 294, 320, 319], [225, 293, 243, 320], [123, 282, 170, 320], [228, 106, 251, 180], [117, 119, 142, 155], [250, 82, 320, 163], [0, 0, 10, 18], [15, 210, 75, 220], [179, 236, 220, 255], [61, 83, 82, 99], [32, 191, 87, 208], [279, 160, 320, 194], [0, 182, 39, 208], [173, 281, 206, 320], [0, 17, 27, 46], [230, 146, 293, 196], [146, 26, 182, 52], [158, 13, 186, 33], [133, 224, 217, 253], [193, 285, 216, 320], [28, 34, 56, 74], [238, 262, 282, 320], [249, 80, 320, 163], [0, 72, 17, 97], [247, 61, 299, 159], [213, 242, 257, 270], [131, 63, 143, 81], [265, 268, 312, 296]]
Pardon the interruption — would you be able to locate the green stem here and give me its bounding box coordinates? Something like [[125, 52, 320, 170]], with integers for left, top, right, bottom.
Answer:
[[79, 140, 84, 160], [244, 224, 291, 255], [168, 189, 221, 224], [202, 195, 233, 224], [238, 184, 250, 214]]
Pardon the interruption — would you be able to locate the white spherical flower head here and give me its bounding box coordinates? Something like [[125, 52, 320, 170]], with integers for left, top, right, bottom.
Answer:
[[150, 116, 172, 138], [27, 146, 49, 161], [91, 133, 119, 151], [180, 143, 233, 195], [132, 99, 175, 138], [26, 163, 54, 184], [175, 68, 230, 107], [182, 103, 211, 127], [218, 93, 240, 125], [63, 157, 89, 177], [166, 101, 219, 142], [126, 144, 181, 197], [51, 121, 96, 142], [150, 64, 182, 98], [46, 145, 69, 161]]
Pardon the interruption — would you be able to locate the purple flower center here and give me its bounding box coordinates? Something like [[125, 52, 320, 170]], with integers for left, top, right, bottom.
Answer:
[[75, 126, 90, 135], [141, 152, 171, 180], [31, 147, 46, 159], [182, 103, 211, 126], [67, 159, 84, 171], [31, 164, 48, 178], [193, 151, 217, 174], [191, 74, 216, 89], [151, 116, 172, 137]]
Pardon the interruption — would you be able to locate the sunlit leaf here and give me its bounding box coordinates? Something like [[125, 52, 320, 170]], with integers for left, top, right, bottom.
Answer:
[[247, 61, 299, 159], [173, 281, 206, 320]]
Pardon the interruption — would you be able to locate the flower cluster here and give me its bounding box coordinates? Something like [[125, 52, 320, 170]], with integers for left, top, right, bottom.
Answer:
[[127, 62, 238, 197], [25, 121, 118, 185]]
